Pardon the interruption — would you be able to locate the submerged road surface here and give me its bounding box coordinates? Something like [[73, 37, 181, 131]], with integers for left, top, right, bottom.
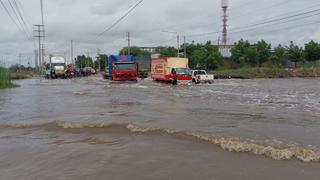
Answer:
[[0, 76, 319, 180]]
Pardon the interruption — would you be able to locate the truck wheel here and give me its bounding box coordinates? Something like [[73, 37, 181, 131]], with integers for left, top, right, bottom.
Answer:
[[192, 78, 196, 83]]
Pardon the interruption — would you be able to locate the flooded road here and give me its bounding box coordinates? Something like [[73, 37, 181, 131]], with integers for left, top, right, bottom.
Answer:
[[0, 76, 319, 180]]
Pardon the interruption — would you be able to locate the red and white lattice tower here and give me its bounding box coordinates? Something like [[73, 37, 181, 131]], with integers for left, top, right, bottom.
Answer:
[[221, 0, 228, 46]]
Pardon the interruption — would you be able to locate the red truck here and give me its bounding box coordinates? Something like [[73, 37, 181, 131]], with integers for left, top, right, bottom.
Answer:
[[107, 55, 138, 81], [151, 57, 192, 85]]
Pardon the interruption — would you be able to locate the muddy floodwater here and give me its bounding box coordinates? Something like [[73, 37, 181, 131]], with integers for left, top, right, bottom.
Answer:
[[0, 76, 320, 180]]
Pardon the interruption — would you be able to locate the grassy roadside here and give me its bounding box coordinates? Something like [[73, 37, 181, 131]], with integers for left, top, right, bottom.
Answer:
[[10, 71, 34, 80], [212, 66, 320, 79], [0, 67, 19, 89]]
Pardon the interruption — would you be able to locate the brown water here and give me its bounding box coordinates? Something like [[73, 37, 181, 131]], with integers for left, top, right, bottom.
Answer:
[[0, 76, 319, 180]]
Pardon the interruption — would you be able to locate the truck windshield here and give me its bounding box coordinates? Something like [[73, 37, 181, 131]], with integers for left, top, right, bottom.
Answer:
[[194, 71, 206, 75], [115, 63, 136, 71], [53, 63, 65, 66], [175, 68, 190, 75]]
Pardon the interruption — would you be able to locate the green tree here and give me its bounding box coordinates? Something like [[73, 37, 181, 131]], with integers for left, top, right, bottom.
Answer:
[[245, 46, 259, 66], [204, 42, 223, 69], [119, 46, 151, 58], [189, 41, 223, 70], [230, 39, 251, 66], [190, 47, 207, 69], [158, 46, 177, 58], [231, 39, 259, 67], [304, 40, 320, 62], [94, 54, 108, 71], [286, 41, 304, 67], [75, 55, 93, 68], [186, 43, 202, 68], [255, 40, 271, 65], [271, 45, 287, 67]]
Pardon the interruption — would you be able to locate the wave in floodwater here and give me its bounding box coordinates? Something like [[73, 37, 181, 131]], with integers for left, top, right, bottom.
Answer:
[[1, 120, 320, 163]]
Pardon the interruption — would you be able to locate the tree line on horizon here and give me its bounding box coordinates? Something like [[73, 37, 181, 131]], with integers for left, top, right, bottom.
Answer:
[[74, 39, 320, 71], [230, 39, 320, 69]]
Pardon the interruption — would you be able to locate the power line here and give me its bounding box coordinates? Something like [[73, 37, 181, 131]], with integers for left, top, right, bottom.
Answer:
[[15, 0, 31, 26], [12, 0, 31, 32], [9, 0, 31, 38], [228, 12, 320, 35], [0, 0, 28, 38], [231, 20, 320, 39], [98, 0, 143, 37], [139, 0, 313, 39], [7, 0, 30, 37], [138, 37, 177, 47], [231, 8, 320, 32], [185, 6, 320, 39]]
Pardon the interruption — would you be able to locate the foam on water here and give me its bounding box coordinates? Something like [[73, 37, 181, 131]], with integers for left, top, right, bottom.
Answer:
[[1, 120, 319, 163]]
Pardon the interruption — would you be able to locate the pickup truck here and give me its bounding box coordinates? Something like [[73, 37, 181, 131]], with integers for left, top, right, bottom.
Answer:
[[191, 70, 214, 84]]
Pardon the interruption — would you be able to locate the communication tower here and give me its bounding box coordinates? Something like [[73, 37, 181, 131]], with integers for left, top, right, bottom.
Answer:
[[221, 0, 228, 46]]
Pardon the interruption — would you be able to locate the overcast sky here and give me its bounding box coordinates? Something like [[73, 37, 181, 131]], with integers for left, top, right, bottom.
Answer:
[[1, 0, 320, 65]]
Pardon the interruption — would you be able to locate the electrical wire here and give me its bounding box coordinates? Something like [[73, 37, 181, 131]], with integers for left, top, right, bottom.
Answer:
[[0, 0, 29, 39], [98, 0, 143, 37], [12, 0, 31, 32], [185, 6, 320, 39], [7, 0, 30, 37]]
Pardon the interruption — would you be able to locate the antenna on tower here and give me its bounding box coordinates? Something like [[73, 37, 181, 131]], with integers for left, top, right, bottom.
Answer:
[[221, 0, 228, 46]]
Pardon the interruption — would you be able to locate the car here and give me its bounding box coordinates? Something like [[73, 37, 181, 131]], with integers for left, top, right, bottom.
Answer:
[[191, 70, 214, 84]]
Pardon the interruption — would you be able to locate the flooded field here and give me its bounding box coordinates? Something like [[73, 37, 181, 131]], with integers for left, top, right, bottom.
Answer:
[[0, 76, 319, 180]]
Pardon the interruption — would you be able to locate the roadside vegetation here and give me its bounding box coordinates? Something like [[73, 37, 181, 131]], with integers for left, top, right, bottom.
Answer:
[[9, 64, 36, 80], [213, 39, 320, 78], [0, 66, 18, 89], [74, 39, 320, 79], [119, 39, 320, 79], [75, 54, 108, 72]]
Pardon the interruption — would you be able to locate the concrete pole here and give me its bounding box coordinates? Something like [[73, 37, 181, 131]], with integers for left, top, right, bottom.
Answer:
[[177, 34, 180, 57], [127, 32, 131, 55]]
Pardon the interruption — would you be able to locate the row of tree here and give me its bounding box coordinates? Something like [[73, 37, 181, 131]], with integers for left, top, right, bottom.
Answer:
[[119, 42, 224, 70], [75, 39, 320, 71], [230, 40, 320, 68], [75, 54, 108, 71]]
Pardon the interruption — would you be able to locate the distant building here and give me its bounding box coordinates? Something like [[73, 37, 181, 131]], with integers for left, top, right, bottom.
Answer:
[[219, 45, 234, 58], [139, 47, 160, 53]]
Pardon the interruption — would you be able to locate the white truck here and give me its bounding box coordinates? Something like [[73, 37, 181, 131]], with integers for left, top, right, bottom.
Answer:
[[191, 70, 214, 84], [47, 55, 66, 79]]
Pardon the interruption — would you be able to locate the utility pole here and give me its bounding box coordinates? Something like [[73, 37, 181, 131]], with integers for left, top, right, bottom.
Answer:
[[40, 0, 46, 71], [40, 0, 44, 25], [71, 40, 74, 64], [18, 53, 22, 65], [34, 49, 38, 69], [162, 30, 180, 57], [97, 48, 101, 71], [41, 44, 45, 63], [34, 24, 45, 73], [183, 36, 186, 58], [86, 51, 90, 67], [127, 32, 131, 55], [177, 35, 180, 57], [28, 57, 31, 68]]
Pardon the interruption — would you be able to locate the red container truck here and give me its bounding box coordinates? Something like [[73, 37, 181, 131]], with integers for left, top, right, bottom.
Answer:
[[151, 57, 192, 85]]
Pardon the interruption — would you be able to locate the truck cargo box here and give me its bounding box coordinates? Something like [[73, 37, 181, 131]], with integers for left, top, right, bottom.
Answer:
[[151, 57, 192, 84], [108, 55, 138, 81]]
